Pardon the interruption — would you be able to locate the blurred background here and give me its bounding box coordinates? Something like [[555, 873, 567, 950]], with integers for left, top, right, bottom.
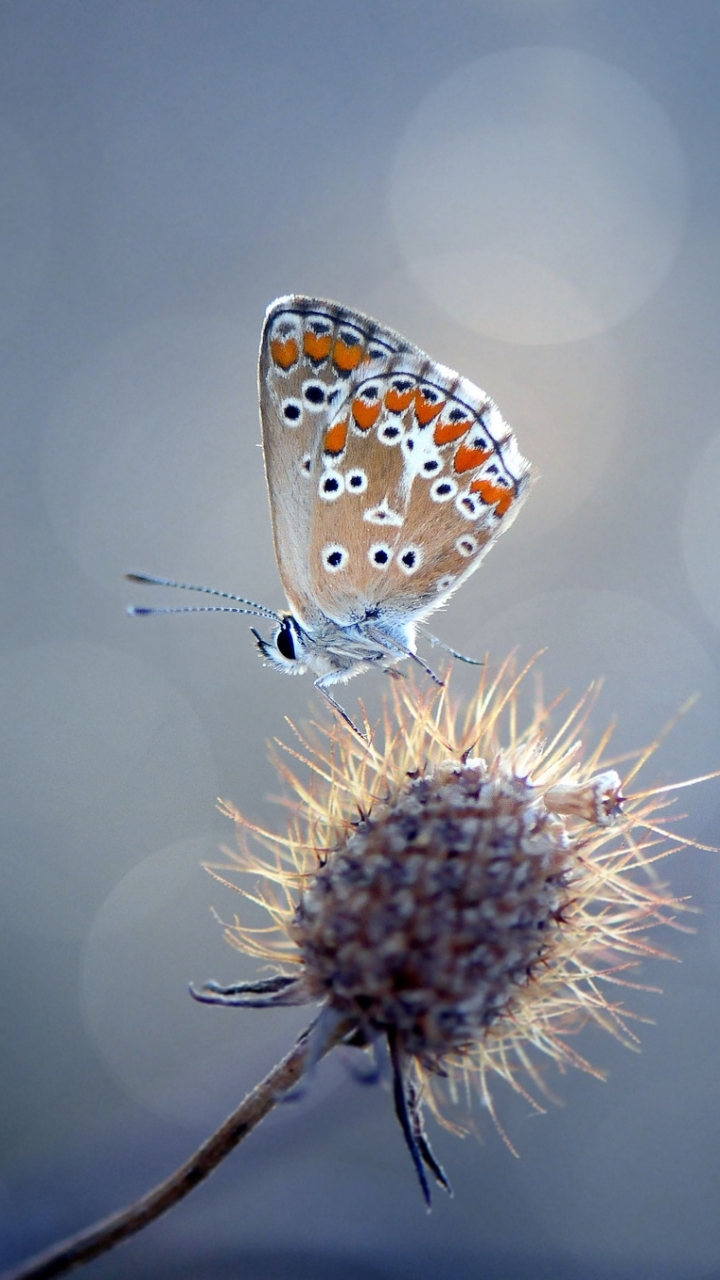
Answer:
[[3, 3, 720, 1277]]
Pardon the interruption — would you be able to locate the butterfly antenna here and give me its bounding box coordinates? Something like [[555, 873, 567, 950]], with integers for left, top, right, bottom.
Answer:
[[128, 605, 279, 618], [125, 573, 279, 621]]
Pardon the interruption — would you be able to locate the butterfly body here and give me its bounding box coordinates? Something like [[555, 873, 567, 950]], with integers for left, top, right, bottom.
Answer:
[[255, 296, 533, 710], [252, 609, 420, 686]]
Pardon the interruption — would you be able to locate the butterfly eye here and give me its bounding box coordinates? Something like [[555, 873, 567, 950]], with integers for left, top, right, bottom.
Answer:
[[276, 621, 296, 661]]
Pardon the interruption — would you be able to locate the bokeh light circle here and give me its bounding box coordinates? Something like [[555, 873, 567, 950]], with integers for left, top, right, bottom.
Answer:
[[391, 48, 688, 344], [81, 836, 313, 1127], [0, 642, 217, 940]]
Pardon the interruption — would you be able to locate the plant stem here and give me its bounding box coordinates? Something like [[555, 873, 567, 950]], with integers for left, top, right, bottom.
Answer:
[[2, 1023, 335, 1280]]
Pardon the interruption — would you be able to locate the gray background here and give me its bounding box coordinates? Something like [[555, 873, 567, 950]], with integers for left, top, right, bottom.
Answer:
[[3, 3, 720, 1277]]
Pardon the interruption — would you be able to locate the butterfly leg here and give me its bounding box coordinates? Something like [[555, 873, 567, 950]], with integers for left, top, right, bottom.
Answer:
[[363, 626, 444, 689], [314, 678, 368, 740], [423, 630, 482, 666]]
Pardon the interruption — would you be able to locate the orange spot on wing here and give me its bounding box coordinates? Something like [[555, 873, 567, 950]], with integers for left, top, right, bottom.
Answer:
[[470, 477, 514, 516], [434, 417, 472, 446], [323, 418, 349, 456], [334, 338, 363, 371], [415, 389, 445, 425], [454, 440, 492, 473], [270, 337, 299, 370], [304, 331, 333, 361], [385, 385, 414, 413], [352, 397, 382, 431]]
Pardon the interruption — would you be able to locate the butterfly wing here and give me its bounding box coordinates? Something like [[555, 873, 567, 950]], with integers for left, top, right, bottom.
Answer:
[[258, 296, 414, 625], [306, 355, 534, 626]]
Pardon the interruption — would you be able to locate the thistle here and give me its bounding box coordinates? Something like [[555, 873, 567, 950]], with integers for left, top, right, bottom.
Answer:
[[194, 656, 689, 1205]]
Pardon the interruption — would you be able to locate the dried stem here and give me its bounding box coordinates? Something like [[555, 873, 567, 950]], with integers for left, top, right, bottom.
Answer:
[[2, 1021, 341, 1280]]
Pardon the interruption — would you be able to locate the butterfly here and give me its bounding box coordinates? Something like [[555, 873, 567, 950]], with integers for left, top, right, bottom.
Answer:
[[128, 296, 534, 733]]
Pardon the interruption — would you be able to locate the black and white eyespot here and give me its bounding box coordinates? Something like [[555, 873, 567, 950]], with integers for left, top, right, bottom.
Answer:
[[270, 316, 301, 349], [456, 534, 478, 558], [339, 327, 362, 347], [397, 545, 423, 575], [378, 421, 403, 445], [357, 380, 381, 403], [368, 343, 391, 361], [299, 454, 313, 477], [436, 574, 457, 593], [282, 398, 303, 426], [368, 542, 391, 570], [322, 544, 349, 573], [325, 384, 343, 408], [448, 405, 470, 423], [421, 456, 441, 475], [319, 470, 345, 501], [345, 468, 368, 494], [418, 385, 443, 405], [457, 492, 480, 520], [430, 477, 457, 503], [302, 380, 327, 411]]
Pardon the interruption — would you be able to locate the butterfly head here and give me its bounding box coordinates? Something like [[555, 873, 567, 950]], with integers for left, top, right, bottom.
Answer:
[[251, 614, 311, 676]]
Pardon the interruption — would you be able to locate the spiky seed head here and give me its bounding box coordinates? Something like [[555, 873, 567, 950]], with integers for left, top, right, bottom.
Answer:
[[293, 758, 574, 1058], [202, 655, 704, 1187]]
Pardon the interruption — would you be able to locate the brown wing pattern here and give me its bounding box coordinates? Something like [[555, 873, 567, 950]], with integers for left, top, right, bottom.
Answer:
[[306, 356, 534, 625], [259, 296, 413, 624]]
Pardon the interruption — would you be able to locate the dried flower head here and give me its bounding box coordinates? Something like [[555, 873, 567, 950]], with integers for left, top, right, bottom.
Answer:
[[194, 656, 697, 1204]]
